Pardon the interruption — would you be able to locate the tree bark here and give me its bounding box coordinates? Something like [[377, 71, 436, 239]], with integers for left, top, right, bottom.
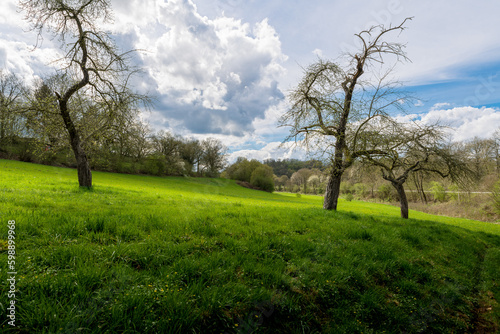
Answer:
[[323, 172, 342, 210], [58, 99, 92, 188], [392, 182, 409, 219], [75, 140, 92, 188]]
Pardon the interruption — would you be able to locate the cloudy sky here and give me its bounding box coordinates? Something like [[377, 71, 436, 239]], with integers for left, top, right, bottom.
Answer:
[[1, 0, 499, 161]]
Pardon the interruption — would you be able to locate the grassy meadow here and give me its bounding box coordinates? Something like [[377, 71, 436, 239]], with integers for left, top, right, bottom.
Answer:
[[0, 159, 499, 333]]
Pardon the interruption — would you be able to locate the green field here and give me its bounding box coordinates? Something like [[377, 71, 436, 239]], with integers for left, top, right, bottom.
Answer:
[[1, 159, 499, 333]]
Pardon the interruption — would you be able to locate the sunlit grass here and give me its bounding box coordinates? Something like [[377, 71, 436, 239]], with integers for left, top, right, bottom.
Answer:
[[0, 159, 499, 333]]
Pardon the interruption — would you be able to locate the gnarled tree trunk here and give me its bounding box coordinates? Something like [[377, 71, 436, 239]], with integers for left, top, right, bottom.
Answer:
[[59, 99, 92, 187], [392, 181, 409, 219], [73, 138, 92, 188]]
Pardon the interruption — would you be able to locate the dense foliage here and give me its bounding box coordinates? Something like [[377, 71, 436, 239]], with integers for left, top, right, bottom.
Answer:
[[250, 165, 275, 192]]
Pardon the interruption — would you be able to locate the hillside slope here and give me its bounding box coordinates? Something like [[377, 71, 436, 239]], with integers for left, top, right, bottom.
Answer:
[[0, 159, 499, 333]]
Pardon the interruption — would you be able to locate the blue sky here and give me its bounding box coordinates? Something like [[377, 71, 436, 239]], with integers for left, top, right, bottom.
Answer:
[[1, 0, 499, 161]]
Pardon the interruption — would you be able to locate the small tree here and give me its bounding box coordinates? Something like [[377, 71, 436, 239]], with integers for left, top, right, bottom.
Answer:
[[273, 174, 289, 191], [359, 119, 475, 219], [295, 168, 313, 193], [200, 138, 228, 177], [180, 138, 203, 176], [151, 131, 183, 175], [290, 171, 305, 193]]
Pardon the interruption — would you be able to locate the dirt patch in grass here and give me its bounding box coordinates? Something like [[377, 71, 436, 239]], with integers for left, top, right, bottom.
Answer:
[[473, 291, 499, 333]]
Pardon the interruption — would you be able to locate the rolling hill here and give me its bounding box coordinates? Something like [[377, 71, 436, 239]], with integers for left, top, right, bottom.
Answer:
[[0, 159, 499, 333]]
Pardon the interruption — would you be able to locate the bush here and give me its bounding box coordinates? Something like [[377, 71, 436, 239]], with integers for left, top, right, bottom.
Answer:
[[14, 139, 34, 162], [430, 181, 447, 202], [344, 192, 354, 201], [143, 156, 166, 176], [250, 165, 275, 192]]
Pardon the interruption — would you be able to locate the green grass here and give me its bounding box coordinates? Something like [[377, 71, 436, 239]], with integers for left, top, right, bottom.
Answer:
[[0, 159, 499, 333]]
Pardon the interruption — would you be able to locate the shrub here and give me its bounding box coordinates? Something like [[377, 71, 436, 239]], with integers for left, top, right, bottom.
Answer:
[[250, 165, 275, 192], [430, 181, 447, 202], [143, 156, 166, 176]]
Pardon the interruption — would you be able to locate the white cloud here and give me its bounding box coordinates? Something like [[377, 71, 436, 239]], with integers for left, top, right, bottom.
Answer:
[[430, 102, 451, 110], [0, 0, 63, 83], [139, 1, 282, 101], [0, 1, 22, 27], [228, 141, 307, 163], [118, 0, 288, 135], [251, 100, 289, 138], [312, 48, 324, 58], [0, 39, 62, 82], [2, 0, 288, 137], [418, 106, 500, 142]]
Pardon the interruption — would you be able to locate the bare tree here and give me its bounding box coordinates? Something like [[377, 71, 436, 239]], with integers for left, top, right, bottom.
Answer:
[[464, 137, 496, 179], [357, 119, 475, 219], [20, 0, 148, 187], [280, 18, 413, 210], [296, 168, 313, 193], [290, 171, 305, 193], [274, 174, 289, 192], [0, 71, 24, 143], [307, 174, 321, 194]]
